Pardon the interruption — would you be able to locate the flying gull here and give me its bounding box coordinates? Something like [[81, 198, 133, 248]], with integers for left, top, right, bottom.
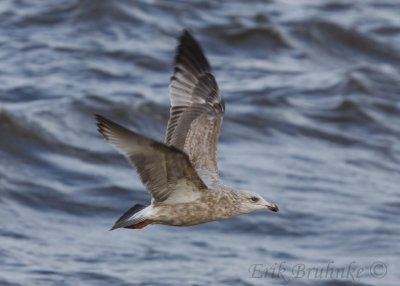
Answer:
[[96, 30, 279, 230]]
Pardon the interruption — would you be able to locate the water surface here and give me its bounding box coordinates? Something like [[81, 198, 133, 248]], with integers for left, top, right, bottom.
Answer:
[[1, 1, 400, 285]]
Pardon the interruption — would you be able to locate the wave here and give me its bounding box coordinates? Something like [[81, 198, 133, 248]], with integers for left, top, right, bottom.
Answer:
[[291, 20, 400, 65]]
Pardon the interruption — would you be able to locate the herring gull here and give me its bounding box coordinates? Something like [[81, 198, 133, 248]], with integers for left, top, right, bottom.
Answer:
[[96, 30, 279, 230]]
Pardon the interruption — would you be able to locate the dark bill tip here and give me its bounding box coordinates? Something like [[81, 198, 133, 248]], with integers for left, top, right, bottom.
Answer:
[[268, 203, 279, 212]]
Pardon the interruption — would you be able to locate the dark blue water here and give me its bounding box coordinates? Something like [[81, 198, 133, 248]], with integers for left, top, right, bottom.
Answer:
[[1, 1, 399, 285]]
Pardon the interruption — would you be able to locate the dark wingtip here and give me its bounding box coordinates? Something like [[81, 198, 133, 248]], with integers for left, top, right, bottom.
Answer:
[[178, 29, 197, 49], [95, 114, 104, 122], [94, 114, 107, 137], [95, 114, 103, 125], [95, 114, 121, 141], [174, 29, 211, 73], [180, 29, 193, 41]]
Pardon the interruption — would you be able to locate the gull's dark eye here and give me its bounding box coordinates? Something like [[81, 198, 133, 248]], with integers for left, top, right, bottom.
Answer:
[[250, 196, 259, 202]]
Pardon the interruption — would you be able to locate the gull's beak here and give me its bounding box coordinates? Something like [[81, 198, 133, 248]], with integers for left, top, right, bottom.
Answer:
[[265, 202, 279, 212]]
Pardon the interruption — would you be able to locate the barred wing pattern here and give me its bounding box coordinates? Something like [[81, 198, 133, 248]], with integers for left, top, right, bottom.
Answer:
[[96, 115, 207, 203], [166, 31, 225, 184]]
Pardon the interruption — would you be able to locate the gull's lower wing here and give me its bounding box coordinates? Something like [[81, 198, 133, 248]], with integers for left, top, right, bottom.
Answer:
[[96, 115, 207, 203]]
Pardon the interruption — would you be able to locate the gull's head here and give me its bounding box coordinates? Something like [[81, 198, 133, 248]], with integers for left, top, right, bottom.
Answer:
[[238, 191, 279, 214]]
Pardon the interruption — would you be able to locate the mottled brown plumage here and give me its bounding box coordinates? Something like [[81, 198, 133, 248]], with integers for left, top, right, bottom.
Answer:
[[96, 30, 278, 230]]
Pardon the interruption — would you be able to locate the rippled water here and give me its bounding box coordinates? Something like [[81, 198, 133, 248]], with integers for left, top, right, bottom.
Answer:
[[1, 1, 400, 285]]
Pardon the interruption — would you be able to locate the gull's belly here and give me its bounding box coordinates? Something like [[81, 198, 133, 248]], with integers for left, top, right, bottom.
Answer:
[[151, 201, 236, 226]]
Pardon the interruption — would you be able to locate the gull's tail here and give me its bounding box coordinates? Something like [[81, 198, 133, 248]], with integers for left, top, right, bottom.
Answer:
[[110, 204, 152, 230]]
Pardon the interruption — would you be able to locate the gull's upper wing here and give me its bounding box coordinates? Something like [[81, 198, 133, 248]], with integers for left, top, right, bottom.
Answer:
[[166, 31, 225, 185], [96, 115, 207, 204]]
